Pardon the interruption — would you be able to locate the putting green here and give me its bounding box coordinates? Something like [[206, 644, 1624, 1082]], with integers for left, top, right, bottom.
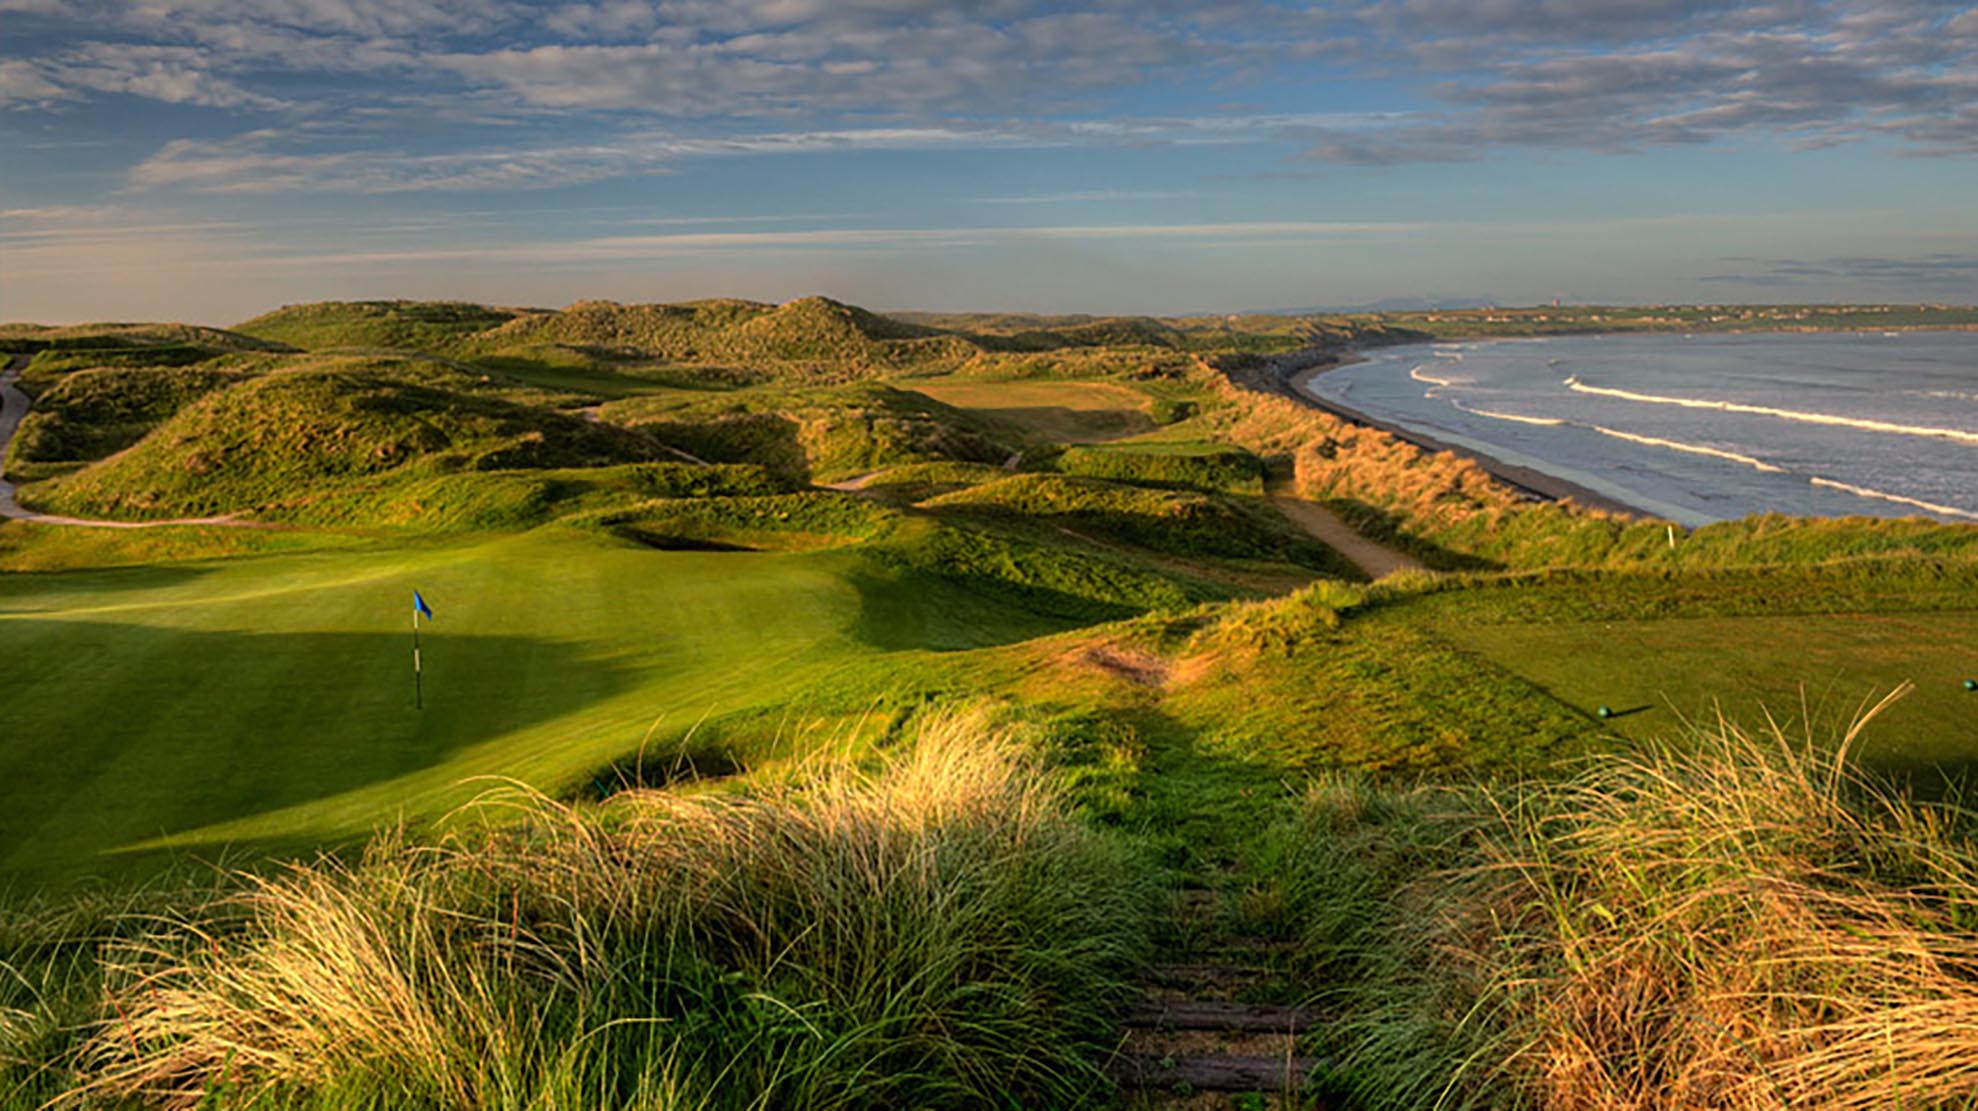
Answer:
[[1444, 611, 1978, 777], [0, 529, 1061, 886]]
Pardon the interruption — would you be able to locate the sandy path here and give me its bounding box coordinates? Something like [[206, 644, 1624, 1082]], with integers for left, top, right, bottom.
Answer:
[[1264, 477, 1423, 579], [0, 357, 253, 529]]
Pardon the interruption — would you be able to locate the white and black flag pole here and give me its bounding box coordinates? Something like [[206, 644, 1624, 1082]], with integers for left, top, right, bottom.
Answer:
[[412, 590, 434, 710]]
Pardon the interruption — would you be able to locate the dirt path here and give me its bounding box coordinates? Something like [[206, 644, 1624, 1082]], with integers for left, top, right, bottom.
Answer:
[[1265, 477, 1423, 579], [0, 358, 254, 529]]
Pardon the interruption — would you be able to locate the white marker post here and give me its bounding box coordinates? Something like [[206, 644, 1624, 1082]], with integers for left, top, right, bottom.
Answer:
[[412, 603, 423, 710]]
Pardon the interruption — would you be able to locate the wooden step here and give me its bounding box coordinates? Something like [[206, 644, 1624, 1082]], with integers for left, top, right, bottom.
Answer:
[[1126, 1000, 1319, 1033], [1109, 1052, 1321, 1091], [1144, 962, 1273, 986]]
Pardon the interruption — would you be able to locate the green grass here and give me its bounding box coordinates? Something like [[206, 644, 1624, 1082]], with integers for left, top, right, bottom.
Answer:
[[3, 365, 241, 476], [1443, 610, 1978, 775], [1056, 441, 1264, 494], [4, 719, 1149, 1110], [907, 378, 1158, 443], [0, 529, 1077, 888], [23, 362, 662, 521], [601, 381, 1020, 482], [233, 300, 521, 352], [923, 472, 1348, 571]]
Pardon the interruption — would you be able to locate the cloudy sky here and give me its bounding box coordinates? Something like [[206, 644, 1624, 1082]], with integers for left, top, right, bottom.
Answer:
[[2, 0, 1975, 323]]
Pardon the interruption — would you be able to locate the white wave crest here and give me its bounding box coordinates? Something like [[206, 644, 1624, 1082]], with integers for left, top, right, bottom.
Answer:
[[1809, 477, 1978, 521], [1450, 401, 1566, 427], [1409, 364, 1460, 390], [1563, 378, 1978, 447], [1588, 425, 1788, 474]]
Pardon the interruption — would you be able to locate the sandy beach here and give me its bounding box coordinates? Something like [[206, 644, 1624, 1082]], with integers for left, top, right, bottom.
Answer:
[[1272, 348, 1657, 520]]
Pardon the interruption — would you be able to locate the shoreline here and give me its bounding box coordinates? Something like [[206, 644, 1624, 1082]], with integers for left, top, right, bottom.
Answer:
[[1265, 344, 1660, 520]]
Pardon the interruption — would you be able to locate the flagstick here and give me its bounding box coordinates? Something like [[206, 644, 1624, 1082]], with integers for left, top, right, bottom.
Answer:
[[412, 606, 423, 711]]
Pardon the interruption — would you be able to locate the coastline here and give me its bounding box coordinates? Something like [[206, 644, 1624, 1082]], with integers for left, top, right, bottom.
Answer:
[[1268, 345, 1660, 520]]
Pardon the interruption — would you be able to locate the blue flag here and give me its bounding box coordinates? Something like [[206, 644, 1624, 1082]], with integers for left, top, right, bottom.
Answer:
[[413, 590, 434, 621]]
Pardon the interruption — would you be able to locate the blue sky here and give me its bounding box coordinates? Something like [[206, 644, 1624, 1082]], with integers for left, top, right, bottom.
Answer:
[[2, 0, 1975, 323]]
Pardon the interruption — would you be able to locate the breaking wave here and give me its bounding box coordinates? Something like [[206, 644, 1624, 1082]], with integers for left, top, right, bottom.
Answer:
[[1409, 364, 1461, 391], [1449, 397, 1783, 469], [1450, 402, 1566, 427], [1563, 376, 1978, 447], [1808, 478, 1978, 521], [1588, 425, 1788, 473]]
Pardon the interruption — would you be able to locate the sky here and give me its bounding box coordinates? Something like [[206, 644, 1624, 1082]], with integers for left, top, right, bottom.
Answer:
[[1, 0, 1975, 324]]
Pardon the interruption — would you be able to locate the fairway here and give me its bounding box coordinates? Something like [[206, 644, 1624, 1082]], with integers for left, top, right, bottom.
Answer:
[[911, 378, 1156, 442], [1444, 610, 1978, 776], [0, 530, 1064, 885]]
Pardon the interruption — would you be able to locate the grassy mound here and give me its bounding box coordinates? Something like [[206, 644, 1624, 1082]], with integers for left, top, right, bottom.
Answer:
[[876, 517, 1209, 619], [5, 718, 1144, 1110], [233, 301, 523, 352], [30, 363, 662, 520], [3, 365, 240, 478], [1057, 441, 1264, 494], [592, 491, 900, 551], [925, 472, 1340, 567], [604, 382, 1019, 482], [854, 461, 1012, 501], [1266, 699, 1978, 1110]]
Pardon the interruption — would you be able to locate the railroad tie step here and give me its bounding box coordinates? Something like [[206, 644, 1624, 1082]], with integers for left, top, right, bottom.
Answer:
[[1143, 962, 1274, 989], [1108, 1052, 1321, 1091], [1126, 1000, 1318, 1034]]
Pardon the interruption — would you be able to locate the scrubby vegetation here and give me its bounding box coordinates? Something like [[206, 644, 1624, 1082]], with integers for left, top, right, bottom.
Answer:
[[3, 366, 241, 481], [600, 382, 1019, 483], [1056, 441, 1264, 495], [234, 301, 522, 352], [926, 472, 1345, 571], [25, 362, 663, 520]]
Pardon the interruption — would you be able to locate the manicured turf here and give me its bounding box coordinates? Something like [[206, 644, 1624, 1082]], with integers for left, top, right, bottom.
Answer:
[[1443, 610, 1978, 778], [909, 378, 1155, 442], [0, 529, 1066, 886]]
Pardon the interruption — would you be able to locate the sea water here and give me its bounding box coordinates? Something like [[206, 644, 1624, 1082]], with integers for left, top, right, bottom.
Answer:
[[1296, 331, 1978, 527]]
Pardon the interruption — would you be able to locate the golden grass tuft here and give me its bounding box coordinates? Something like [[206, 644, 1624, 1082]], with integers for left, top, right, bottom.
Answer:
[[1276, 690, 1978, 1111], [69, 713, 1144, 1110], [1484, 691, 1978, 1110]]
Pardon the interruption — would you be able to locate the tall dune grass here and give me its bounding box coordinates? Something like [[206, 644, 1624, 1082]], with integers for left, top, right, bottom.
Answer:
[[56, 715, 1144, 1109], [1271, 692, 1978, 1110]]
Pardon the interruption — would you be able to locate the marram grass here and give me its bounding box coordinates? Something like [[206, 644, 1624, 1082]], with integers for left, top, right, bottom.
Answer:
[[1269, 688, 1978, 1111], [10, 715, 1144, 1110]]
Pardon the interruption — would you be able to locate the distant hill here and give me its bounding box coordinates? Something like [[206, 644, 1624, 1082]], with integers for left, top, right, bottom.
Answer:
[[233, 301, 524, 352], [1246, 296, 1502, 315]]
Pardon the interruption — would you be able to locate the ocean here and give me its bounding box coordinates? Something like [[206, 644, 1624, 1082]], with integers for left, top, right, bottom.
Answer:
[[1295, 331, 1978, 527]]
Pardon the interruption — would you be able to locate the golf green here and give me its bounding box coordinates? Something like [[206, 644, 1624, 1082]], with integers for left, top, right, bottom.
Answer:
[[0, 529, 1058, 886]]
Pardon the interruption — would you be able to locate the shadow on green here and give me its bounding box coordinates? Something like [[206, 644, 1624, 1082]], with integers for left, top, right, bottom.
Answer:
[[0, 620, 635, 890]]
